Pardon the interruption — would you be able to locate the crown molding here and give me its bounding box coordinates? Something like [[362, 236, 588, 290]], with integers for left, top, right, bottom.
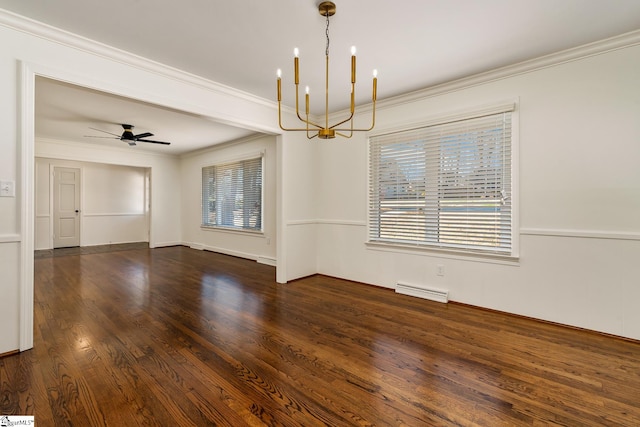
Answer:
[[295, 27, 640, 122], [2, 8, 639, 117], [302, 26, 640, 123], [374, 29, 640, 111], [0, 8, 276, 109]]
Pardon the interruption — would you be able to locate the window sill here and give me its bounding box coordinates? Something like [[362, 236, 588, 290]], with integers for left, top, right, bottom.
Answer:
[[365, 241, 520, 266], [200, 225, 264, 237]]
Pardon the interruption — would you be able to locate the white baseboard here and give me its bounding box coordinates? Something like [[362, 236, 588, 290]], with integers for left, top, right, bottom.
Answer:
[[257, 256, 277, 266], [150, 241, 182, 248], [396, 281, 449, 303], [185, 241, 276, 266]]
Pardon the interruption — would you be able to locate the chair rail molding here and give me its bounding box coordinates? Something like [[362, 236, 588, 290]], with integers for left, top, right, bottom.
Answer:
[[520, 228, 640, 241], [0, 234, 21, 243]]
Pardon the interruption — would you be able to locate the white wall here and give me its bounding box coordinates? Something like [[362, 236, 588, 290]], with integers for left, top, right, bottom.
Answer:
[[0, 19, 22, 354], [315, 43, 640, 340], [181, 134, 277, 263], [280, 131, 319, 281], [35, 157, 149, 250], [36, 139, 181, 248]]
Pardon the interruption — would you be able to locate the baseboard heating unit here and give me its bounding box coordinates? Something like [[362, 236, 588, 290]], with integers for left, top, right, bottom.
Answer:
[[395, 282, 449, 303]]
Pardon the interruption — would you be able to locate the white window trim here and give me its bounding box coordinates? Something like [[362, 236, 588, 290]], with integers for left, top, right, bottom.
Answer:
[[200, 224, 265, 236], [366, 99, 520, 261], [201, 153, 264, 233]]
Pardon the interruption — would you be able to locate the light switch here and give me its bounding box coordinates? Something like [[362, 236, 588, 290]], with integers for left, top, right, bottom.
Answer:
[[0, 180, 15, 197]]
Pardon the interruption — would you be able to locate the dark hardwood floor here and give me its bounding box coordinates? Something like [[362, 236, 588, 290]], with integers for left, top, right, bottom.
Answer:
[[2, 246, 639, 426]]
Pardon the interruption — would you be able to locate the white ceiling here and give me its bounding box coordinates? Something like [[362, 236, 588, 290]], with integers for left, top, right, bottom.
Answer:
[[34, 77, 258, 156], [2, 0, 640, 154]]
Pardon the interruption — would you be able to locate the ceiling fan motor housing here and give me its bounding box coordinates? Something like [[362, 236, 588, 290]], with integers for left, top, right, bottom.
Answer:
[[121, 124, 135, 140]]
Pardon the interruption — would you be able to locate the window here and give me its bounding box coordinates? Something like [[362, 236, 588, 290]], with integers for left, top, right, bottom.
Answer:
[[368, 107, 514, 255], [202, 156, 263, 232]]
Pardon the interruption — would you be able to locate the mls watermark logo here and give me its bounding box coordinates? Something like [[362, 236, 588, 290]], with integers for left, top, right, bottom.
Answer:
[[0, 416, 35, 426]]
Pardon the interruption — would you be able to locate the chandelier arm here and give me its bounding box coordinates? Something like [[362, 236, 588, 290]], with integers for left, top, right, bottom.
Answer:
[[335, 111, 354, 138], [306, 112, 319, 139], [332, 121, 376, 132], [280, 125, 325, 132], [300, 115, 323, 130], [278, 100, 286, 131], [328, 112, 354, 129], [335, 132, 354, 138], [280, 126, 326, 132], [307, 129, 319, 139], [278, 98, 315, 131], [295, 115, 323, 130], [280, 125, 324, 132], [332, 83, 377, 132], [332, 108, 376, 132], [279, 101, 324, 132], [294, 84, 323, 129]]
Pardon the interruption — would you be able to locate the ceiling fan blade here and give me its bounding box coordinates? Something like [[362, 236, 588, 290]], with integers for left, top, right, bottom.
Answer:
[[86, 125, 168, 146], [84, 135, 120, 139], [137, 139, 171, 145], [89, 127, 121, 137], [134, 132, 153, 139]]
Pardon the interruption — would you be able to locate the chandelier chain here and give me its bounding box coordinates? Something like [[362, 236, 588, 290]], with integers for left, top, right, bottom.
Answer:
[[325, 11, 330, 57]]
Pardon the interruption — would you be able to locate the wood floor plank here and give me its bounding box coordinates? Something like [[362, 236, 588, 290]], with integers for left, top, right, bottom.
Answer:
[[2, 245, 640, 426]]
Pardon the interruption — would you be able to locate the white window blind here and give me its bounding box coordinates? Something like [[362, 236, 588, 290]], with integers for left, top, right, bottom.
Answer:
[[202, 156, 263, 231], [369, 110, 513, 255]]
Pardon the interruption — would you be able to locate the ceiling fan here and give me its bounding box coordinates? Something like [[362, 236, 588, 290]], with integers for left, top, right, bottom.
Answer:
[[85, 124, 171, 146]]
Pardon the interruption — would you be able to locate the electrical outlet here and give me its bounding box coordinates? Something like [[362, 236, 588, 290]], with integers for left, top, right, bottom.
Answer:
[[0, 180, 15, 197], [437, 265, 445, 276]]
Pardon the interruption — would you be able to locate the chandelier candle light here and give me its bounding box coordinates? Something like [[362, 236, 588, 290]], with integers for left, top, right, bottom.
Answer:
[[276, 1, 377, 139]]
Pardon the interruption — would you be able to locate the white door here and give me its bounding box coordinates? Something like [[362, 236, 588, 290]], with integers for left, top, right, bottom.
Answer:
[[53, 167, 81, 248]]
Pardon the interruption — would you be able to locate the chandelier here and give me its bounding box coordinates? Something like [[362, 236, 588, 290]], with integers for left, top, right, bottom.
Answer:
[[276, 1, 377, 139]]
